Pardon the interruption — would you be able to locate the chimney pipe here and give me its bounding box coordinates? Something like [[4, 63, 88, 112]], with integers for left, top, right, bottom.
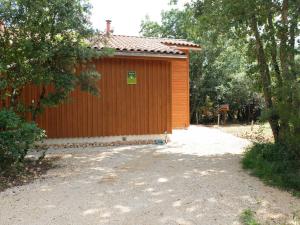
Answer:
[[106, 20, 111, 35]]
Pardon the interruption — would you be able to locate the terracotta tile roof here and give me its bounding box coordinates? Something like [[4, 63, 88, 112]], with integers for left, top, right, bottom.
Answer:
[[91, 35, 200, 56], [159, 38, 200, 48]]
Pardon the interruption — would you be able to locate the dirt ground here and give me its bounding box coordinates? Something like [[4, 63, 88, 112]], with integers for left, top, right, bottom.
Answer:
[[215, 123, 274, 142], [0, 126, 299, 225]]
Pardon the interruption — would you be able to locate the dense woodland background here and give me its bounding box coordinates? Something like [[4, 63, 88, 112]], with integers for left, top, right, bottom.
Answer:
[[141, 6, 263, 125], [141, 0, 299, 147]]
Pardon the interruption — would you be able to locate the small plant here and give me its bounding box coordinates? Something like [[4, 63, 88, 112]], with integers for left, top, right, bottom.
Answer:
[[293, 210, 300, 224], [0, 109, 45, 174], [240, 209, 261, 225]]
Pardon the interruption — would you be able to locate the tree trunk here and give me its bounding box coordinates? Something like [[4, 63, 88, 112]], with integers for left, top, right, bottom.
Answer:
[[10, 88, 20, 108], [0, 89, 7, 108], [250, 16, 280, 143], [288, 10, 298, 78], [190, 92, 199, 124], [32, 86, 46, 121], [279, 0, 289, 79], [277, 0, 294, 143], [267, 13, 282, 86]]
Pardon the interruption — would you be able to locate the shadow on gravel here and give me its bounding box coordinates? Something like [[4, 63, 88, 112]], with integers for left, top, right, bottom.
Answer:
[[0, 141, 299, 225], [37, 144, 298, 225], [0, 156, 61, 192]]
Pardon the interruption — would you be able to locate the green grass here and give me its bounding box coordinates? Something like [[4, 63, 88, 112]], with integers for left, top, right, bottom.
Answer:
[[242, 143, 300, 196], [240, 209, 300, 225], [240, 209, 261, 225]]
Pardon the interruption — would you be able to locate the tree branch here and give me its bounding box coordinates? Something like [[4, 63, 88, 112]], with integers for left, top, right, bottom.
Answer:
[[279, 0, 289, 79], [250, 15, 280, 142], [32, 86, 46, 121], [267, 11, 282, 86], [288, 13, 298, 76]]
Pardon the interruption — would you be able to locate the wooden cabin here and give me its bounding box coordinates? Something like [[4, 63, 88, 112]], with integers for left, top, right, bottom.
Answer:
[[22, 23, 200, 138]]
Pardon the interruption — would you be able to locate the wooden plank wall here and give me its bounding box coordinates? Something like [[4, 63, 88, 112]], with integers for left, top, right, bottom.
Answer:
[[20, 57, 172, 138], [171, 56, 190, 128]]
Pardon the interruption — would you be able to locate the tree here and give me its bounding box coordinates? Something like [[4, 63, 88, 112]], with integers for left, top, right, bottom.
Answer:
[[140, 5, 261, 124], [0, 0, 112, 120], [193, 0, 300, 151]]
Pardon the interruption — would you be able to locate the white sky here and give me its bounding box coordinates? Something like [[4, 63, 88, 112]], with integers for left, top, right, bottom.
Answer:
[[89, 0, 189, 36]]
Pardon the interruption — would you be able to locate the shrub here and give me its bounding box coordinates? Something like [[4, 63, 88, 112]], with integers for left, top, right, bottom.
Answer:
[[242, 143, 300, 195], [240, 209, 261, 225], [0, 109, 45, 173]]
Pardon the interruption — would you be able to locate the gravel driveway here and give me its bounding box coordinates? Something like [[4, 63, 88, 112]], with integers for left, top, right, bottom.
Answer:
[[0, 126, 299, 225]]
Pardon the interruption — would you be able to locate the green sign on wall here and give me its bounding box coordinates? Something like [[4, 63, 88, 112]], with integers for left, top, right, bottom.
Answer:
[[127, 71, 137, 84]]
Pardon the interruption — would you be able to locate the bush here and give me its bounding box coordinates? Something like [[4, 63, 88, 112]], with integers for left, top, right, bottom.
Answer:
[[0, 109, 45, 173], [240, 209, 261, 225], [242, 143, 300, 196]]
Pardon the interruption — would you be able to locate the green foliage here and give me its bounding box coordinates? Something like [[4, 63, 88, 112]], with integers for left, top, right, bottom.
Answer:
[[192, 0, 300, 149], [140, 5, 262, 124], [189, 39, 262, 124], [140, 16, 163, 38], [141, 6, 200, 41], [198, 96, 215, 123], [242, 143, 300, 196], [78, 68, 101, 96], [142, 0, 300, 150], [0, 109, 45, 173], [0, 0, 111, 119], [240, 209, 261, 225]]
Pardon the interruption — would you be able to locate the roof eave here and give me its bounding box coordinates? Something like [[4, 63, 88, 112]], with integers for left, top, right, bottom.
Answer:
[[113, 51, 188, 59], [163, 44, 201, 51], [181, 46, 202, 51]]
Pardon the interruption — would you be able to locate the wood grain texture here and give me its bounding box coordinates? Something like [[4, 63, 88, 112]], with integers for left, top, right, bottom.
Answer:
[[1, 54, 191, 138], [20, 57, 172, 138], [171, 56, 190, 128]]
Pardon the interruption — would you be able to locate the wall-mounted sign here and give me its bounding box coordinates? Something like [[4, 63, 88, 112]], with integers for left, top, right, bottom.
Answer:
[[127, 71, 137, 84]]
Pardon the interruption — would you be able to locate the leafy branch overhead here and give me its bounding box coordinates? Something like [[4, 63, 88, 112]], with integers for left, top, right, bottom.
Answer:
[[0, 0, 113, 120], [193, 0, 299, 147]]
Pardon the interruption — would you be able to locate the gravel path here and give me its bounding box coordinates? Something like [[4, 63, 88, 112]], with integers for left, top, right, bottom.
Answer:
[[0, 126, 299, 225]]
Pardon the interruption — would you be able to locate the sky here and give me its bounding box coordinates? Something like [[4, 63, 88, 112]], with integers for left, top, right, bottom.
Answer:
[[89, 0, 189, 36]]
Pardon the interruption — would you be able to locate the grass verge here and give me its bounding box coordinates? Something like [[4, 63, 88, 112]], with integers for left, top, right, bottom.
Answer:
[[240, 208, 300, 225], [242, 143, 300, 197]]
